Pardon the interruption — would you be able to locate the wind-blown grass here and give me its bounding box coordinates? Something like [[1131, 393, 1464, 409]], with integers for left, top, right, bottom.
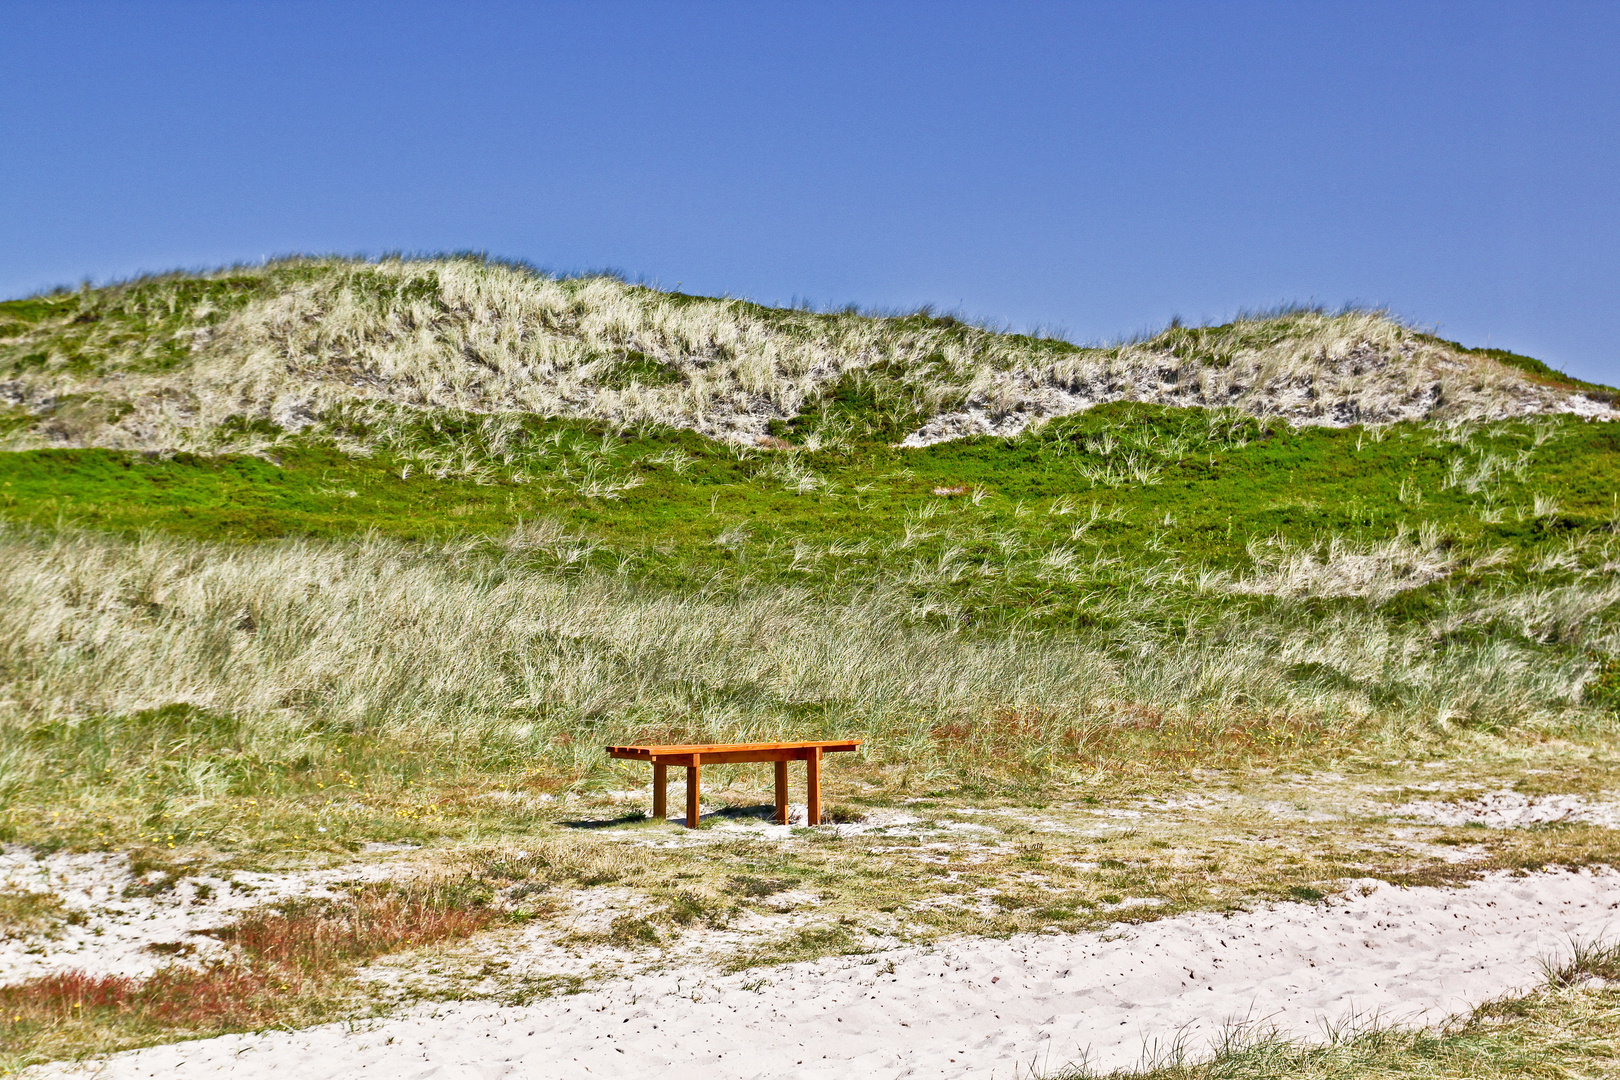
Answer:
[[0, 517, 1611, 851], [1225, 526, 1456, 603]]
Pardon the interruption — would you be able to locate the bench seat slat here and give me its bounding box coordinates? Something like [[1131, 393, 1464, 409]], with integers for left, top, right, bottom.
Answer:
[[606, 740, 859, 764]]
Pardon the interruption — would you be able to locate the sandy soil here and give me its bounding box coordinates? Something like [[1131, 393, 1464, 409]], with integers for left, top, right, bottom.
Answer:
[[27, 866, 1619, 1080], [0, 846, 405, 982], [1390, 790, 1620, 829]]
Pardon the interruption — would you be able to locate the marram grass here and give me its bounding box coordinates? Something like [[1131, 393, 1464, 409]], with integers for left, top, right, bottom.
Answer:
[[0, 515, 1612, 853]]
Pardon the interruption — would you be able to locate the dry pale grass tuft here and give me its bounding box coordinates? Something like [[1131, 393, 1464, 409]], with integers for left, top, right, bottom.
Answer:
[[1225, 527, 1456, 603]]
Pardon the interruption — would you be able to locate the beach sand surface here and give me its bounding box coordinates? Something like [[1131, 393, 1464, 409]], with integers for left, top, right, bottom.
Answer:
[[28, 867, 1620, 1080]]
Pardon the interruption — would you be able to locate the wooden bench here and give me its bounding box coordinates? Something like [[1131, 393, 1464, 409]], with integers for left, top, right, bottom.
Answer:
[[605, 740, 861, 828]]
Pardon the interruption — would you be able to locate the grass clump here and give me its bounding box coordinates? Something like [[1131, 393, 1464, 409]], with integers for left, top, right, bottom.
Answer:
[[0, 889, 69, 940], [1545, 937, 1620, 987], [1048, 985, 1620, 1079], [726, 922, 865, 972]]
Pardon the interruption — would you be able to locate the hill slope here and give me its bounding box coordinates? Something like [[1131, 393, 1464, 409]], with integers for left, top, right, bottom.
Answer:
[[2, 258, 1620, 1071], [2, 256, 1615, 458]]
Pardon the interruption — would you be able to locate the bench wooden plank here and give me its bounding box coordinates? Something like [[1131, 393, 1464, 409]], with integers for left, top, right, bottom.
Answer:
[[607, 740, 858, 759], [622, 748, 803, 766], [806, 745, 821, 826], [774, 760, 788, 825]]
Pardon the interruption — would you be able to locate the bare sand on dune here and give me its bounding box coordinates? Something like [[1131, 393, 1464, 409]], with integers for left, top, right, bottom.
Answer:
[[0, 846, 405, 984], [28, 866, 1619, 1080]]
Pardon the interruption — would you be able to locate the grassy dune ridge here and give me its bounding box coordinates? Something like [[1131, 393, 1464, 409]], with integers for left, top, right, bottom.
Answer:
[[2, 256, 1614, 458]]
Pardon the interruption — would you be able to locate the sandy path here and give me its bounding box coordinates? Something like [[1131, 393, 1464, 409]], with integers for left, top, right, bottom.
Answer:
[[30, 868, 1620, 1080]]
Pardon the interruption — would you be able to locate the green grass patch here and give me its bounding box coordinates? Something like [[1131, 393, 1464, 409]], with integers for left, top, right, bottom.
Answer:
[[1051, 986, 1620, 1079]]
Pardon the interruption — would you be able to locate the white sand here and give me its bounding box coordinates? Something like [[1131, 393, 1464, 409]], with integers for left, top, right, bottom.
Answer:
[[28, 866, 1620, 1080], [1390, 789, 1620, 829], [0, 846, 403, 982]]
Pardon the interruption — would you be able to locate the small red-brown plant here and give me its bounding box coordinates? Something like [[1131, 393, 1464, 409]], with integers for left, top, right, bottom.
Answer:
[[0, 966, 283, 1033], [215, 887, 495, 971]]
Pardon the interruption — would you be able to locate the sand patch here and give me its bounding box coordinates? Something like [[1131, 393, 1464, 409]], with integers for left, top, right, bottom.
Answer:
[[0, 846, 407, 983], [1391, 789, 1620, 829]]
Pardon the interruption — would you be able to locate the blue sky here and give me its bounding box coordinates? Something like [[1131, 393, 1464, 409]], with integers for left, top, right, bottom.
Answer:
[[3, 1, 1617, 383]]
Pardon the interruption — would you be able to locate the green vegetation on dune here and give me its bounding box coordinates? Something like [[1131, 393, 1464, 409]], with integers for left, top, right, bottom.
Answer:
[[3, 256, 1614, 463], [1, 404, 1616, 861], [1430, 333, 1619, 398], [2, 404, 1616, 628]]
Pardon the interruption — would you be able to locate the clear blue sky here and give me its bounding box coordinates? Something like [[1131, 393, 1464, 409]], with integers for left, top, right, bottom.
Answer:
[[4, 1, 1617, 384]]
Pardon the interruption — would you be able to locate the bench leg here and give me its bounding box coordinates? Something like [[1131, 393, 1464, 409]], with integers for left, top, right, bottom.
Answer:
[[774, 760, 788, 824], [685, 761, 701, 829], [806, 747, 822, 826], [652, 764, 667, 820]]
